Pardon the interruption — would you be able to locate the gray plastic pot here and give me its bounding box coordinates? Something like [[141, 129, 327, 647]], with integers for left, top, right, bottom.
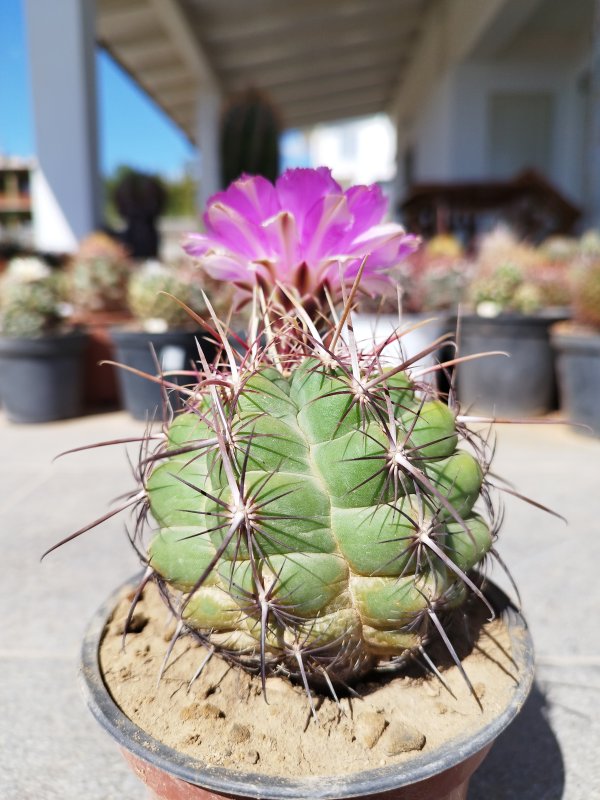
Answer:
[[456, 313, 566, 416], [0, 330, 87, 423], [80, 578, 534, 800], [111, 328, 213, 420], [551, 326, 600, 436]]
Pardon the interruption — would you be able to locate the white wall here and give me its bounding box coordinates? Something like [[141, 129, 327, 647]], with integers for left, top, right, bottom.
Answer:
[[399, 50, 589, 208], [450, 59, 587, 203], [411, 73, 457, 182]]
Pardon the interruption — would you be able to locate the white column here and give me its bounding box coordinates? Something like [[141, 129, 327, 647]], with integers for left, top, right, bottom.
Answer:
[[24, 0, 101, 252], [196, 87, 222, 215]]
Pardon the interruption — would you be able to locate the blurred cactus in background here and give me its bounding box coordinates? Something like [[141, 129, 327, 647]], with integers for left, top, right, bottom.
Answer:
[[0, 257, 70, 338], [397, 233, 469, 314], [468, 227, 572, 315], [71, 232, 131, 313], [220, 88, 281, 186], [572, 259, 600, 330], [127, 260, 206, 332]]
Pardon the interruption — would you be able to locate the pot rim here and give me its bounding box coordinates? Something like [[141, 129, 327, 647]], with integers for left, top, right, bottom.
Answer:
[[80, 576, 534, 799], [551, 326, 600, 352], [0, 329, 88, 355]]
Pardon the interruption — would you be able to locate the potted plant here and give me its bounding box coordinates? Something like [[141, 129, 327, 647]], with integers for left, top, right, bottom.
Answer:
[[49, 169, 542, 799], [70, 231, 133, 409], [456, 228, 570, 416], [0, 256, 87, 423], [110, 259, 210, 420], [551, 253, 600, 435]]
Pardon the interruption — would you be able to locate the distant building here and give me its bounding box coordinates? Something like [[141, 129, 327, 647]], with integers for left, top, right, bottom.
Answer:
[[394, 0, 596, 230], [0, 156, 34, 247], [280, 115, 397, 206], [305, 114, 396, 188]]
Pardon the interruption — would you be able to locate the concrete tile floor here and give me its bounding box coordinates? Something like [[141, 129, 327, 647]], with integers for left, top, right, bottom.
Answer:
[[1, 411, 598, 799]]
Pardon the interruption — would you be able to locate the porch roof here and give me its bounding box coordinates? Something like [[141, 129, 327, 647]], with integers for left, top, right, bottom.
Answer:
[[96, 0, 433, 141]]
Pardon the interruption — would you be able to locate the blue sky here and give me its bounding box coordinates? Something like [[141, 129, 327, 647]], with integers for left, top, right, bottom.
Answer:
[[0, 0, 197, 177]]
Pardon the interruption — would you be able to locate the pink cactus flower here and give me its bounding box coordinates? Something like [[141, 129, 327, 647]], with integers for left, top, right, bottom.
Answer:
[[183, 168, 419, 305]]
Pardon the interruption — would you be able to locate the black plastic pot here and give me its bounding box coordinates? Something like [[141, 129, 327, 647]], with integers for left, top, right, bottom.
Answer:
[[0, 330, 87, 423], [551, 326, 600, 436], [110, 329, 212, 421], [80, 578, 534, 800], [456, 313, 566, 416]]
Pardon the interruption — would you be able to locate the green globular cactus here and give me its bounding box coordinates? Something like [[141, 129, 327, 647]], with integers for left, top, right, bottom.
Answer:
[[142, 331, 495, 688], [0, 258, 69, 337], [127, 261, 206, 331], [71, 232, 131, 313], [470, 261, 543, 316]]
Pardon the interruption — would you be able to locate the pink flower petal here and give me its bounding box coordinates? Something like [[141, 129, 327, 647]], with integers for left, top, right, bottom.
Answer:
[[200, 252, 252, 282], [275, 167, 341, 236], [261, 211, 301, 277], [344, 184, 388, 234], [182, 233, 213, 258], [205, 175, 279, 226], [303, 193, 352, 263], [205, 202, 269, 260]]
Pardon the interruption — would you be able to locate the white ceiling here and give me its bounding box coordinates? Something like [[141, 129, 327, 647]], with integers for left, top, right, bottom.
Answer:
[[97, 0, 432, 142]]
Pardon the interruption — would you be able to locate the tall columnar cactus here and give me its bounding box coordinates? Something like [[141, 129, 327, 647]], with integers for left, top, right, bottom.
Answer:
[[220, 88, 280, 187]]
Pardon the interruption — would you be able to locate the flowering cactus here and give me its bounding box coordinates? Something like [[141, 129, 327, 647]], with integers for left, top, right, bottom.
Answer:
[[53, 171, 550, 703]]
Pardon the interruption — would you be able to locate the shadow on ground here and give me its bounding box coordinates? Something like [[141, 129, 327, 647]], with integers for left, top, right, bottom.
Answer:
[[470, 682, 564, 799]]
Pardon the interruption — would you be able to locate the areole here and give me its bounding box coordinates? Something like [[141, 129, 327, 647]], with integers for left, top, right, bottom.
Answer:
[[80, 577, 534, 800]]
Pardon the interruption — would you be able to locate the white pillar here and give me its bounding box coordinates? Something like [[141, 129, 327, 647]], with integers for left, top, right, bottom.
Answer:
[[196, 88, 222, 215], [24, 0, 101, 252]]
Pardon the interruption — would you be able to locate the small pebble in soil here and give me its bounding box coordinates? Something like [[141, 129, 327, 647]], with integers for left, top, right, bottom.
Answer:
[[354, 711, 387, 749], [379, 721, 426, 755], [230, 723, 251, 744], [114, 612, 148, 635]]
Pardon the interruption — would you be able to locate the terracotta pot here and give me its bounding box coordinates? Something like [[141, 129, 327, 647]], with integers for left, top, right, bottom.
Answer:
[[80, 579, 533, 800], [73, 310, 133, 409]]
